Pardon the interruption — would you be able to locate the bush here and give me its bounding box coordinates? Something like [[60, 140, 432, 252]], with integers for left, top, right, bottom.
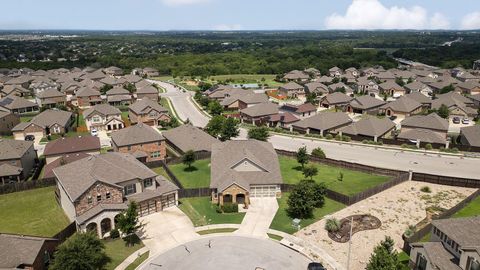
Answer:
[[404, 225, 416, 238], [311, 147, 326, 159], [110, 228, 120, 239], [341, 135, 351, 142], [439, 147, 459, 153], [425, 143, 433, 150], [222, 203, 238, 213], [325, 218, 341, 233], [335, 134, 342, 141], [325, 134, 333, 140], [420, 186, 431, 193]]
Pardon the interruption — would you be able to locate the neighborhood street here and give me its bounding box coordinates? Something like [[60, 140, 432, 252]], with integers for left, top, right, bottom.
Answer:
[[157, 80, 480, 180]]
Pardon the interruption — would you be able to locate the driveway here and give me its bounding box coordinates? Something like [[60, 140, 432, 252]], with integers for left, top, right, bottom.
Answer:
[[235, 197, 278, 238], [136, 207, 198, 255], [97, 130, 111, 147]]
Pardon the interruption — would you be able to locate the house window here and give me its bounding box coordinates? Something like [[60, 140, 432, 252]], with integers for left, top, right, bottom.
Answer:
[[87, 196, 92, 204], [124, 184, 136, 195], [92, 116, 101, 123], [144, 178, 153, 188], [106, 191, 111, 199], [467, 257, 480, 270], [151, 151, 161, 158], [96, 194, 101, 202], [415, 253, 427, 270]]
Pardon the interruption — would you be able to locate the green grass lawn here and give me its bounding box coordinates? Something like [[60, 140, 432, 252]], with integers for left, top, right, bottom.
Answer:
[[152, 166, 172, 181], [270, 192, 346, 234], [451, 195, 480, 218], [0, 187, 70, 237], [279, 156, 390, 196], [197, 228, 237, 235], [125, 251, 149, 270], [20, 115, 35, 122], [179, 197, 245, 226], [104, 236, 144, 270], [168, 159, 211, 188]]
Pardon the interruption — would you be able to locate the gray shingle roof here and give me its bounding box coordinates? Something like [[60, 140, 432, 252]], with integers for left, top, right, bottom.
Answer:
[[106, 86, 130, 95], [83, 104, 121, 118], [36, 88, 65, 99], [136, 85, 158, 94], [404, 91, 432, 105], [127, 176, 178, 203], [129, 98, 168, 114], [339, 117, 395, 137], [43, 136, 100, 156], [0, 234, 56, 268], [240, 102, 279, 117], [410, 242, 461, 270], [0, 96, 38, 111], [54, 152, 157, 201], [279, 82, 303, 91], [401, 113, 449, 131], [162, 125, 219, 153], [12, 109, 72, 132], [293, 112, 353, 131], [0, 139, 33, 160], [0, 163, 23, 177], [210, 140, 282, 191], [398, 129, 446, 144], [111, 123, 164, 147], [381, 96, 422, 113], [349, 96, 386, 110], [76, 86, 101, 97], [321, 92, 353, 105], [76, 203, 128, 225], [460, 125, 480, 147], [432, 217, 480, 247]]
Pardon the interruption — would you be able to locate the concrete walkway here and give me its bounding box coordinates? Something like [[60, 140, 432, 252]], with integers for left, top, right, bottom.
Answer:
[[114, 246, 149, 270], [234, 197, 278, 238]]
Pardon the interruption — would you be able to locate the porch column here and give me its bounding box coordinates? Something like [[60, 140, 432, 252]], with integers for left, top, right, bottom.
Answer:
[[111, 216, 115, 230], [175, 192, 179, 206], [416, 140, 421, 149], [373, 135, 378, 142], [445, 140, 450, 149], [320, 130, 324, 137], [96, 222, 102, 238], [306, 128, 310, 134], [289, 126, 293, 132], [339, 131, 343, 137], [252, 119, 256, 125]]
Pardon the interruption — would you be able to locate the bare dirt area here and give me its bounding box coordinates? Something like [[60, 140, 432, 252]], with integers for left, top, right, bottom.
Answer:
[[295, 181, 476, 270]]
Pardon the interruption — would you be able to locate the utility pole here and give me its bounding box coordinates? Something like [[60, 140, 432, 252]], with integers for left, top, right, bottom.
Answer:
[[346, 216, 353, 270]]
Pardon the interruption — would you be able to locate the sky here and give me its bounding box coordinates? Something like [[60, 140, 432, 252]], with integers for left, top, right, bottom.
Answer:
[[1, 0, 480, 31]]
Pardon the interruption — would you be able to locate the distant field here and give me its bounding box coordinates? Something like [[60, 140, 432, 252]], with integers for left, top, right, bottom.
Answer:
[[153, 74, 283, 88]]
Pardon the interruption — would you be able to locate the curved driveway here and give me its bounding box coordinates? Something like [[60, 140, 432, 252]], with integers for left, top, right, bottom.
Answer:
[[151, 80, 480, 179]]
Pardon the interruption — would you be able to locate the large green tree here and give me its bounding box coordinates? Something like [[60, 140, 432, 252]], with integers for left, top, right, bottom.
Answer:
[[287, 179, 326, 219], [247, 126, 270, 141], [208, 101, 224, 115], [437, 104, 450, 119], [182, 150, 196, 169], [220, 117, 240, 141], [50, 232, 110, 270], [116, 201, 141, 246], [205, 115, 225, 138]]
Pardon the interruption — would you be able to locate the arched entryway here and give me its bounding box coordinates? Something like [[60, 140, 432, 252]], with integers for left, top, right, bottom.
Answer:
[[100, 218, 112, 236], [236, 194, 245, 204], [86, 222, 98, 233], [114, 214, 122, 227], [223, 194, 232, 203]]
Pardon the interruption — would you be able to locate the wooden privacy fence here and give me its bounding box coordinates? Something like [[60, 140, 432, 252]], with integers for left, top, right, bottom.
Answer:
[[178, 187, 211, 199], [412, 173, 480, 188], [166, 151, 211, 165], [52, 222, 77, 243], [402, 189, 480, 254], [0, 177, 56, 195]]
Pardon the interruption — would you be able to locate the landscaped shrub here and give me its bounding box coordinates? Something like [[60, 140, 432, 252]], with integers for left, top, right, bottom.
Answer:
[[335, 134, 342, 141], [341, 135, 351, 142], [404, 225, 416, 238], [362, 140, 383, 145], [425, 143, 433, 150], [222, 203, 238, 213], [326, 134, 333, 140], [110, 228, 120, 239], [305, 133, 324, 139], [401, 143, 417, 149], [420, 186, 431, 193], [337, 172, 344, 181], [325, 218, 341, 233], [439, 147, 459, 153], [311, 147, 326, 159]]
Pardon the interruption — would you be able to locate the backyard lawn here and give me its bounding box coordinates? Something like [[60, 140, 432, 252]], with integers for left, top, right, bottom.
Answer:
[[451, 195, 480, 218], [279, 156, 390, 196], [179, 197, 245, 226], [270, 192, 346, 234], [169, 159, 211, 188], [104, 236, 144, 270], [0, 186, 70, 237], [151, 166, 172, 181]]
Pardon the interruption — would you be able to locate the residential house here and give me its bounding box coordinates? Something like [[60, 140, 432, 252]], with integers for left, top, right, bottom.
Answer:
[[206, 86, 243, 101], [100, 77, 126, 87], [54, 152, 179, 237], [404, 81, 433, 96], [111, 124, 166, 163], [346, 95, 386, 114], [240, 102, 279, 125], [43, 153, 89, 180], [0, 234, 59, 270], [12, 110, 73, 140], [379, 81, 406, 97], [304, 68, 321, 78], [220, 92, 268, 110], [162, 125, 218, 156], [124, 74, 143, 84], [469, 94, 480, 107], [43, 136, 101, 164], [4, 75, 32, 88], [0, 96, 38, 114], [83, 104, 125, 132], [106, 86, 133, 106], [129, 97, 170, 126], [356, 77, 378, 94], [141, 67, 160, 78], [29, 80, 58, 95], [381, 96, 423, 118], [328, 82, 353, 95], [460, 126, 480, 148], [456, 81, 480, 95], [0, 111, 19, 135], [304, 82, 329, 95], [319, 92, 353, 109], [362, 67, 379, 78], [404, 92, 432, 109], [345, 67, 359, 77], [75, 87, 103, 108], [0, 85, 30, 97], [329, 67, 343, 77], [278, 82, 305, 99], [268, 112, 300, 129], [210, 140, 282, 207], [35, 88, 66, 108], [136, 85, 159, 101], [279, 103, 317, 119], [317, 76, 333, 84], [0, 139, 37, 184], [457, 72, 479, 82], [409, 217, 480, 270], [339, 117, 395, 142], [432, 92, 477, 119], [376, 71, 396, 82], [398, 113, 449, 146], [103, 66, 124, 76], [291, 111, 353, 136], [283, 70, 310, 82]]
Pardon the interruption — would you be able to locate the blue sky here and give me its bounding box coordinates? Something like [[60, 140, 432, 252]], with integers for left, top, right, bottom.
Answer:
[[2, 0, 480, 30]]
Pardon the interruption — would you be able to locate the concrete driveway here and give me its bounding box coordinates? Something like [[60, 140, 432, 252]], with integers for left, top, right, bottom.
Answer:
[[136, 207, 198, 255], [97, 130, 111, 147], [235, 197, 278, 238]]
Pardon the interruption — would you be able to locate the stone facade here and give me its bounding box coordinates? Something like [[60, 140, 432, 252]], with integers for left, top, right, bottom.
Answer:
[[115, 140, 166, 162], [213, 184, 250, 207], [74, 182, 124, 217], [84, 113, 124, 132]]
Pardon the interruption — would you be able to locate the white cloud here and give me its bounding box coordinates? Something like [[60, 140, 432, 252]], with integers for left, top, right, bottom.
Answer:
[[213, 24, 243, 31], [161, 0, 210, 7], [461, 12, 480, 30], [325, 0, 450, 30]]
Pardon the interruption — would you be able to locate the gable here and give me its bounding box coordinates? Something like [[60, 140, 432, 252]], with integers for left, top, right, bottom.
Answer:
[[231, 158, 267, 172]]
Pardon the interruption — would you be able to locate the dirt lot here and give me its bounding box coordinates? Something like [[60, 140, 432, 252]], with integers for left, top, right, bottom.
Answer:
[[295, 181, 476, 270]]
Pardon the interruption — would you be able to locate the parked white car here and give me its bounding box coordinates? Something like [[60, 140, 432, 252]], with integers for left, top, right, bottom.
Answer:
[[90, 128, 98, 137]]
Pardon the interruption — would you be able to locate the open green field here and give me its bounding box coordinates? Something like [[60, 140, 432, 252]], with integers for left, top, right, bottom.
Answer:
[[279, 156, 390, 196], [169, 159, 211, 188], [104, 236, 144, 270], [179, 197, 245, 226], [270, 192, 346, 234], [206, 74, 282, 87], [0, 187, 70, 237], [451, 195, 480, 218]]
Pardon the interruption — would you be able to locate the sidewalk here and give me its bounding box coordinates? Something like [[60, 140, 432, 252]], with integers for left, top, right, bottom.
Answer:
[[114, 246, 149, 270]]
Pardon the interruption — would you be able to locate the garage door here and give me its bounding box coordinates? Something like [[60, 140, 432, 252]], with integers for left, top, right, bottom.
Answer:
[[139, 200, 157, 217], [161, 194, 176, 209], [251, 185, 278, 197]]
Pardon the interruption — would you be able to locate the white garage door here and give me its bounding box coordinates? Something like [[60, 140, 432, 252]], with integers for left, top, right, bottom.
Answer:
[[251, 185, 279, 197]]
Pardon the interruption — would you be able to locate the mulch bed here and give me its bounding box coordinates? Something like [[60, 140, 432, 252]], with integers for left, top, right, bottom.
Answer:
[[328, 214, 381, 243]]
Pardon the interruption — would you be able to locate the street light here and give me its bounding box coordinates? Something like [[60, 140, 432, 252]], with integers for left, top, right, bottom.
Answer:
[[346, 216, 354, 270]]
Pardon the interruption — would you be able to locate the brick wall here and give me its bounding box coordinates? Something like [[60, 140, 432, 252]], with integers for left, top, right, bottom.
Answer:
[[75, 182, 123, 216], [117, 140, 166, 162]]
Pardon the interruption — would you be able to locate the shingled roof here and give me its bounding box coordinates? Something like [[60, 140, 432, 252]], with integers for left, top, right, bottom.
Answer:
[[162, 125, 219, 153], [460, 125, 480, 147], [401, 113, 449, 131], [293, 112, 352, 131], [0, 96, 38, 111], [348, 95, 386, 110], [0, 234, 57, 269], [240, 102, 278, 117], [43, 136, 100, 157], [381, 96, 423, 113], [111, 123, 164, 147], [83, 104, 121, 118], [0, 139, 33, 160], [339, 117, 395, 137], [129, 97, 168, 114], [12, 109, 72, 132], [432, 217, 480, 247]]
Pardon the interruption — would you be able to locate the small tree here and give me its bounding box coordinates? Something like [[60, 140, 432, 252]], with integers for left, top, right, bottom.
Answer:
[[287, 179, 326, 219], [437, 104, 450, 119], [296, 146, 309, 169], [248, 126, 270, 141], [220, 117, 240, 141], [205, 115, 225, 138], [116, 201, 141, 246], [325, 218, 341, 232], [182, 150, 196, 169], [208, 100, 223, 115], [50, 232, 110, 270], [311, 147, 326, 159], [366, 236, 402, 270], [302, 165, 318, 180]]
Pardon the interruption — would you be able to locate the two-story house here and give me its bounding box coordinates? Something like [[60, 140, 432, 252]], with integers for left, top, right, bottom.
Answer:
[[0, 139, 37, 184], [35, 88, 66, 108], [106, 86, 133, 106], [83, 104, 125, 132], [53, 152, 179, 238], [128, 98, 170, 127], [278, 82, 305, 99], [111, 124, 166, 163], [75, 87, 103, 108]]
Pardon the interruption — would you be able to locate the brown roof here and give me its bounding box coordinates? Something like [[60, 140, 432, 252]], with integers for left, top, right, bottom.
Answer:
[[280, 103, 317, 114], [83, 104, 121, 118], [12, 109, 72, 132], [127, 176, 178, 203], [398, 129, 446, 144], [36, 88, 65, 99], [279, 82, 303, 91], [111, 123, 164, 147], [432, 217, 480, 247], [240, 102, 279, 117], [381, 96, 422, 113], [293, 112, 352, 131], [404, 91, 432, 105], [379, 80, 404, 90], [43, 153, 90, 179], [129, 97, 168, 115], [76, 86, 101, 97], [0, 163, 23, 177], [0, 96, 38, 111], [401, 113, 449, 131], [321, 92, 353, 105], [348, 96, 386, 110], [0, 139, 33, 160], [283, 70, 310, 80], [268, 112, 300, 124], [460, 125, 480, 147], [162, 125, 219, 153], [76, 203, 128, 225], [136, 85, 158, 94], [339, 117, 395, 137], [0, 234, 57, 268], [43, 136, 100, 157], [210, 140, 282, 192]]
